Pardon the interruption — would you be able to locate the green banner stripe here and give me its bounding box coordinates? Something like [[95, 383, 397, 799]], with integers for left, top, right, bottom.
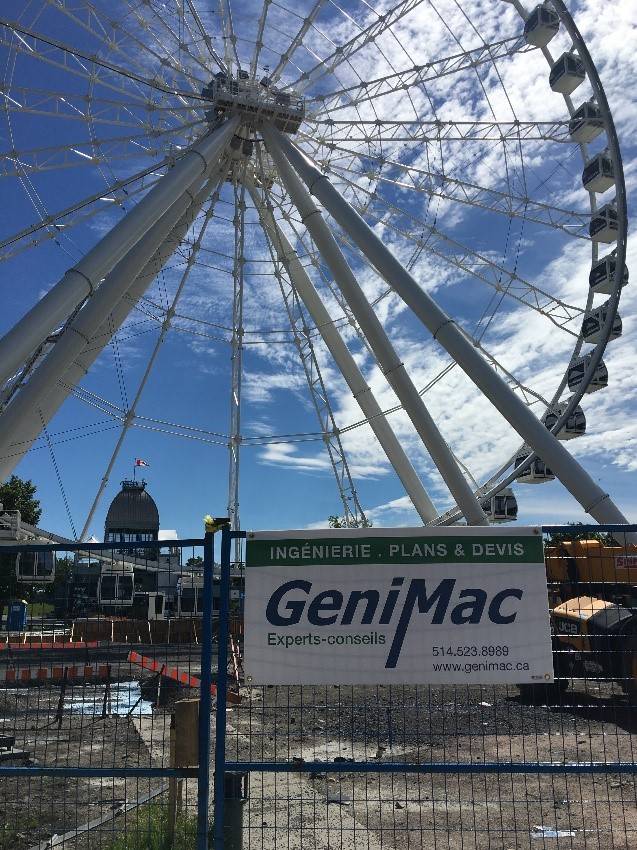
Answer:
[[246, 535, 543, 567]]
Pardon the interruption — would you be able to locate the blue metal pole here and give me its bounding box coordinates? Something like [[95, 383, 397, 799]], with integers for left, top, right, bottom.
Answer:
[[197, 531, 215, 850], [213, 526, 233, 848]]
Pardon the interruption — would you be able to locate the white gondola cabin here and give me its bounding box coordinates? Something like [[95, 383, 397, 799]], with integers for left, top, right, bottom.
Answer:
[[567, 354, 608, 393], [15, 550, 56, 583], [549, 52, 586, 95], [582, 152, 615, 194], [177, 575, 205, 617], [132, 592, 167, 621], [589, 251, 629, 295], [589, 204, 618, 243], [569, 102, 604, 143], [481, 488, 518, 523], [514, 450, 555, 483], [581, 302, 622, 345], [544, 403, 586, 440], [177, 576, 203, 617], [523, 4, 560, 47], [98, 563, 135, 609]]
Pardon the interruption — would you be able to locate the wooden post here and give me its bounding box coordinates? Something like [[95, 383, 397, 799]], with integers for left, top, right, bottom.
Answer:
[[56, 667, 68, 728], [102, 664, 111, 718], [167, 699, 199, 846], [167, 715, 177, 848]]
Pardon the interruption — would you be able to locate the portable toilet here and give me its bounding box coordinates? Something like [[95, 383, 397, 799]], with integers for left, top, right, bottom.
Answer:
[[7, 599, 28, 631]]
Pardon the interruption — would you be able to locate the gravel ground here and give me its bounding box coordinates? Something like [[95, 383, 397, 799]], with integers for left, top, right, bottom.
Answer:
[[229, 682, 637, 849], [0, 678, 635, 849]]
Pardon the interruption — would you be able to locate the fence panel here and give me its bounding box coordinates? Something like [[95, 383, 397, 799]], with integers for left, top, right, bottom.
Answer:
[[218, 525, 637, 850], [1, 525, 636, 849], [0, 537, 210, 850]]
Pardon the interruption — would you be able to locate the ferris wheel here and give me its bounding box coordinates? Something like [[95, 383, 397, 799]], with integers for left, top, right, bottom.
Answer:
[[0, 0, 629, 535]]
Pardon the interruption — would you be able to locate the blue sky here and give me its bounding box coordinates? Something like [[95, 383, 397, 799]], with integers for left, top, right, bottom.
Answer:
[[0, 0, 635, 540]]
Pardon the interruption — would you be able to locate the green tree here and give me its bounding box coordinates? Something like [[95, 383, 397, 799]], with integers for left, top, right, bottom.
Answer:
[[328, 514, 373, 528], [0, 475, 42, 525], [186, 555, 204, 567], [0, 475, 42, 625]]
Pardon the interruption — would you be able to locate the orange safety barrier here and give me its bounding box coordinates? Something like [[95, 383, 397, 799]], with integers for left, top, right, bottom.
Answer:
[[127, 651, 241, 704], [0, 641, 99, 651]]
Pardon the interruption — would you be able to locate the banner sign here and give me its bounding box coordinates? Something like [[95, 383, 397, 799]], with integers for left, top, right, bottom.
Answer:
[[243, 527, 553, 685]]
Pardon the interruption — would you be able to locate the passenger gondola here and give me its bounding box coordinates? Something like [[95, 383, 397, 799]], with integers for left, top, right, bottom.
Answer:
[[549, 52, 586, 95], [523, 4, 560, 47], [98, 564, 135, 609], [581, 302, 622, 345], [514, 449, 555, 483], [569, 101, 604, 143], [589, 251, 629, 295], [582, 152, 615, 194], [15, 550, 56, 583], [567, 354, 608, 393], [481, 488, 518, 523], [589, 204, 618, 243], [544, 403, 586, 440]]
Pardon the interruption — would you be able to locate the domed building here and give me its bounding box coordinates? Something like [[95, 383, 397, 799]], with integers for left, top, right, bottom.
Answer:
[[104, 479, 159, 547], [69, 478, 185, 615]]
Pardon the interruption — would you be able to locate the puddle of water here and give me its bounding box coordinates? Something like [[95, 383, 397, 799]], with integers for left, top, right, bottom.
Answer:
[[66, 680, 153, 716], [531, 825, 576, 839]]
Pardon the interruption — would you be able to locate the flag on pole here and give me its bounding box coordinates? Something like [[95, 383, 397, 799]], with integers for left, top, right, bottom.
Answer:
[[135, 458, 150, 468]]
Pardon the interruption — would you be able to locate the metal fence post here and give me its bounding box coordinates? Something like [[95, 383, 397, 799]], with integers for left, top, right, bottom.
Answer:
[[197, 531, 215, 850], [213, 526, 233, 848], [221, 772, 248, 849]]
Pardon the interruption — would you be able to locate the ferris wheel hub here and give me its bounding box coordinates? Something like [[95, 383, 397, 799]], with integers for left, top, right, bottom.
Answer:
[[201, 73, 304, 135]]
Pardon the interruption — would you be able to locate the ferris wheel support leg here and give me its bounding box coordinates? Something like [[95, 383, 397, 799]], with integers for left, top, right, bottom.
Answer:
[[246, 177, 439, 525], [0, 170, 227, 483], [78, 171, 230, 542], [263, 125, 488, 527], [268, 129, 630, 527], [0, 117, 239, 390]]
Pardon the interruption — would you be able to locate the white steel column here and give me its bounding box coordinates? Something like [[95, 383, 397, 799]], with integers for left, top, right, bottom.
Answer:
[[0, 117, 239, 388], [269, 128, 629, 526], [228, 180, 246, 562], [78, 175, 228, 541], [263, 125, 487, 526], [246, 177, 438, 524], [0, 175, 224, 480], [0, 169, 222, 467]]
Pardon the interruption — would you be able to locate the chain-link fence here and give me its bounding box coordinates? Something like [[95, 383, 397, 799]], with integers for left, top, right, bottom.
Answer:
[[0, 536, 211, 850], [1, 525, 636, 849]]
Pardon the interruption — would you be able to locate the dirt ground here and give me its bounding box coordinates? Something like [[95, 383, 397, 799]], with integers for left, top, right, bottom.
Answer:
[[1, 677, 635, 849]]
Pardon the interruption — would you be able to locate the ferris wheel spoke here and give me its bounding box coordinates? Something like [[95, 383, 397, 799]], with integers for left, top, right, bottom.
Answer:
[[268, 0, 325, 84], [47, 0, 207, 96], [183, 0, 227, 70], [306, 34, 528, 115], [0, 19, 202, 101], [121, 3, 209, 90], [325, 169, 582, 329], [249, 0, 271, 77], [217, 0, 242, 69], [285, 0, 427, 94], [0, 96, 185, 131], [308, 119, 569, 144], [253, 179, 368, 527], [0, 152, 178, 257], [327, 154, 590, 236], [0, 124, 201, 180]]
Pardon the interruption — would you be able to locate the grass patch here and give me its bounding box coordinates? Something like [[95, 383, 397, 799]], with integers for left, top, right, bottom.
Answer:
[[103, 803, 199, 850], [27, 602, 54, 618]]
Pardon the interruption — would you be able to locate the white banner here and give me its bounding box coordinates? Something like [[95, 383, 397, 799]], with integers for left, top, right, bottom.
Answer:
[[243, 527, 553, 685]]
